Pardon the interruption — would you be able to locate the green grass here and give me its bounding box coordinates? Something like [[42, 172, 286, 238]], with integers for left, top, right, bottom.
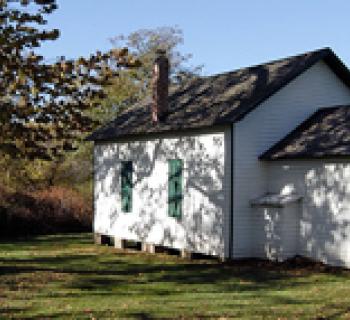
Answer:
[[1, 234, 350, 319]]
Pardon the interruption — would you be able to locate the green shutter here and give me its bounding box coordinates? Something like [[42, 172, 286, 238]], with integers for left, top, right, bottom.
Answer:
[[121, 161, 132, 213], [168, 159, 183, 218]]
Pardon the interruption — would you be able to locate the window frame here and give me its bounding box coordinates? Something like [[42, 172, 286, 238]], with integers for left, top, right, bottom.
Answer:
[[120, 160, 133, 213], [168, 159, 183, 219]]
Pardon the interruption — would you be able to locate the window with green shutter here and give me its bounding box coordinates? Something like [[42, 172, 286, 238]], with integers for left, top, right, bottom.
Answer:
[[121, 161, 133, 213], [168, 159, 183, 219]]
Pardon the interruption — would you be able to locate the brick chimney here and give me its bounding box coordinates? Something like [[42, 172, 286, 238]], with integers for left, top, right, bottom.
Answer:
[[152, 49, 169, 122]]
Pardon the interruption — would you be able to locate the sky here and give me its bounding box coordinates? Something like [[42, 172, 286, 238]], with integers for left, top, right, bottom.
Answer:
[[39, 0, 350, 76]]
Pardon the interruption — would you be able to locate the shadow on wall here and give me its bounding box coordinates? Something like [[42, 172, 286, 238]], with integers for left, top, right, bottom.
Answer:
[[94, 132, 226, 255], [303, 163, 350, 266], [273, 162, 350, 266]]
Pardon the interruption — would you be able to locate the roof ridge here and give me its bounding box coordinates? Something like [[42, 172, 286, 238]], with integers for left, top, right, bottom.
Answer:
[[202, 47, 332, 80], [87, 47, 350, 142]]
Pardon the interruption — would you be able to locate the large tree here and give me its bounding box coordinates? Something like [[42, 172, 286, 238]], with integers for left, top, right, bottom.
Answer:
[[97, 26, 202, 122], [0, 0, 139, 160]]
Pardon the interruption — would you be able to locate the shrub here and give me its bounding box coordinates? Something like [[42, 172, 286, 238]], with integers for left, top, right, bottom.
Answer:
[[0, 186, 92, 237]]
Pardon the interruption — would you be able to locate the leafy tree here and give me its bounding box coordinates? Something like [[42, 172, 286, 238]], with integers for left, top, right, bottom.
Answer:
[[0, 0, 139, 160], [98, 26, 202, 121]]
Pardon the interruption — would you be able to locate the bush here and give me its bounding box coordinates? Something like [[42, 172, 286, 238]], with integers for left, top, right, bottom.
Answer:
[[0, 186, 92, 237]]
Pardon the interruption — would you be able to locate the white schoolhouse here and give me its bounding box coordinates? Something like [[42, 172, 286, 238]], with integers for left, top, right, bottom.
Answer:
[[88, 48, 350, 267]]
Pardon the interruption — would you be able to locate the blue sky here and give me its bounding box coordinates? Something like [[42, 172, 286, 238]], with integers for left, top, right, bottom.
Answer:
[[39, 0, 350, 75]]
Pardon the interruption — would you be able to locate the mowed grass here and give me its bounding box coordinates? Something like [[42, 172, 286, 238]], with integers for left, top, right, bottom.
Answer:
[[1, 235, 350, 319]]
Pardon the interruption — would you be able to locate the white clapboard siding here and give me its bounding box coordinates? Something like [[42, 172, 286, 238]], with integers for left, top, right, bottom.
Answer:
[[94, 126, 232, 258], [267, 161, 350, 268], [233, 61, 350, 258], [252, 202, 300, 261]]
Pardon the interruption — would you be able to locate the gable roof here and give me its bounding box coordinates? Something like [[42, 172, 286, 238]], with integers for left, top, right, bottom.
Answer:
[[87, 48, 350, 141], [260, 106, 350, 160]]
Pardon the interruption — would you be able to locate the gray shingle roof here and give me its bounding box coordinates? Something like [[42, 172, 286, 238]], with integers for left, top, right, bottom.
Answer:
[[87, 48, 350, 141], [260, 106, 350, 160]]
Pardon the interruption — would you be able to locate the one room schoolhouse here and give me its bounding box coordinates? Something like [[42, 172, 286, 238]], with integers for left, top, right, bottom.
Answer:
[[88, 48, 350, 268]]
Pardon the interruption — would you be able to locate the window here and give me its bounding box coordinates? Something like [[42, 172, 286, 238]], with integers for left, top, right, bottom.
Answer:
[[121, 161, 133, 213], [168, 159, 183, 218]]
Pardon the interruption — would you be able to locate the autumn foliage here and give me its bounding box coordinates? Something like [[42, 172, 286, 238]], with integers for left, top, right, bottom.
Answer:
[[0, 186, 92, 237], [0, 0, 140, 160]]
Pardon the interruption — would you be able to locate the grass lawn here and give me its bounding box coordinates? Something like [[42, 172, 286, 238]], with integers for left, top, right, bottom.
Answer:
[[1, 234, 350, 319]]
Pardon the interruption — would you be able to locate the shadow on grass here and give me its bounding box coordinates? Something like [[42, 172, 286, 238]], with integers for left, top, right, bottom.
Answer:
[[0, 251, 345, 295], [0, 307, 28, 316], [16, 310, 158, 320], [0, 233, 92, 247], [1, 233, 350, 320], [0, 252, 287, 283]]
